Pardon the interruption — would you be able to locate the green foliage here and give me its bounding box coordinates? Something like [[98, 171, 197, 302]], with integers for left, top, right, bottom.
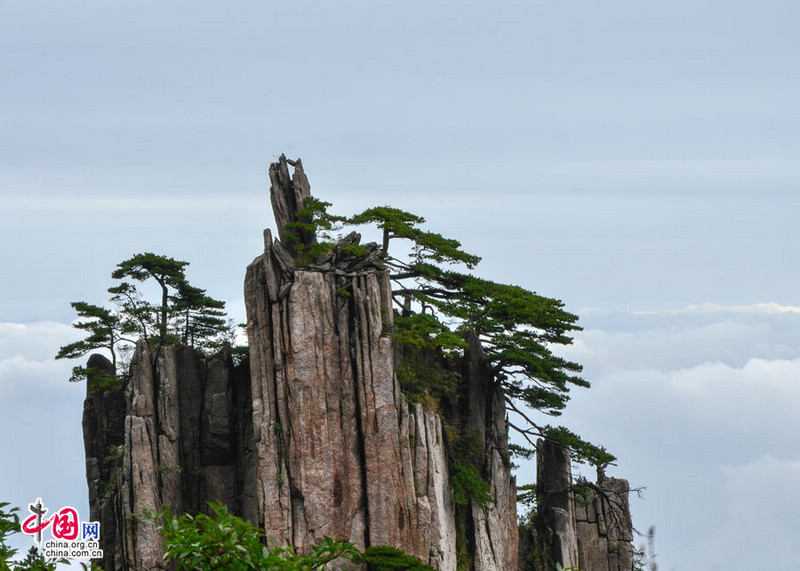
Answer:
[[509, 443, 536, 461], [352, 545, 436, 570], [448, 427, 483, 467], [632, 544, 647, 571], [295, 242, 333, 269], [69, 366, 123, 394], [107, 281, 154, 345], [294, 197, 346, 239], [454, 516, 471, 571], [341, 199, 613, 467], [572, 479, 593, 508], [447, 426, 492, 568], [150, 501, 431, 570], [391, 316, 462, 410], [395, 360, 458, 410], [230, 345, 250, 367], [112, 253, 187, 343], [157, 502, 271, 569], [338, 243, 370, 258], [396, 265, 587, 416], [58, 253, 239, 382], [347, 207, 480, 267], [284, 197, 345, 263], [0, 503, 67, 570], [451, 460, 493, 509], [516, 483, 537, 508], [15, 547, 65, 571], [0, 502, 19, 568], [55, 302, 134, 370], [111, 252, 189, 285], [517, 484, 541, 571], [392, 313, 465, 354], [347, 206, 424, 232], [541, 426, 615, 468], [283, 184, 611, 468], [171, 281, 229, 351], [446, 428, 493, 509]]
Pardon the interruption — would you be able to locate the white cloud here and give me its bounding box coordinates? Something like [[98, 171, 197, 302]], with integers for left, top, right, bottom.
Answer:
[[0, 321, 80, 362], [0, 321, 95, 401], [634, 302, 800, 316], [562, 303, 800, 374], [549, 305, 800, 571], [699, 456, 800, 571], [0, 355, 83, 399], [0, 325, 89, 570], [224, 297, 248, 330], [560, 358, 800, 570]]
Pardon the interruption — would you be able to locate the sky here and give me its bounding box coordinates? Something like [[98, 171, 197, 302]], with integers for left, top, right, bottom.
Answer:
[[1, 1, 799, 569]]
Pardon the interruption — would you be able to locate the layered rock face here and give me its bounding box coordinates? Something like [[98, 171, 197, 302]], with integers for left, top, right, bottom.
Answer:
[[245, 259, 458, 566], [534, 439, 580, 569], [83, 345, 252, 570], [574, 476, 634, 571], [533, 438, 634, 571], [82, 355, 126, 568]]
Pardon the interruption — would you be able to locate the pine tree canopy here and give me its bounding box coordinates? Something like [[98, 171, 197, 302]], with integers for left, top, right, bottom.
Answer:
[[343, 200, 613, 467], [57, 253, 233, 380]]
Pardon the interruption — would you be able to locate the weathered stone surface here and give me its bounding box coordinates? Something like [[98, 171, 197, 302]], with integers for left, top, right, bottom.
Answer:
[[575, 477, 634, 571], [408, 403, 457, 570], [85, 343, 252, 570], [455, 333, 519, 571], [346, 244, 382, 272], [82, 355, 125, 570], [536, 438, 580, 570], [337, 231, 361, 248], [245, 266, 398, 553], [534, 438, 635, 571], [472, 445, 519, 571], [262, 229, 280, 302], [269, 154, 313, 249], [244, 259, 517, 569], [272, 238, 297, 280]]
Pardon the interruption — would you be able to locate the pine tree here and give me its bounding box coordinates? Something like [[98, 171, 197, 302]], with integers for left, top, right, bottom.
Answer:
[[111, 253, 190, 343], [58, 253, 234, 385], [342, 204, 614, 466]]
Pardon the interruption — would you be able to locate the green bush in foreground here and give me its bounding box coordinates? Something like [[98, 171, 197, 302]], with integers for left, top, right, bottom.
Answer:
[[0, 502, 67, 571], [152, 502, 434, 570]]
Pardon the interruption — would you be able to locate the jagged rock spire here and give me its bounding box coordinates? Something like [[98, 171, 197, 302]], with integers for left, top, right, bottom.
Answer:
[[269, 154, 314, 250]]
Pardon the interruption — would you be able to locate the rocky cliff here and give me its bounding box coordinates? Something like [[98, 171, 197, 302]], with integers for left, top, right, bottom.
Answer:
[[83, 344, 252, 570], [242, 156, 518, 569], [84, 156, 519, 570], [526, 438, 635, 571]]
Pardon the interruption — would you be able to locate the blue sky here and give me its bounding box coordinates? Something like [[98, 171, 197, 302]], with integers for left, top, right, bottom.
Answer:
[[2, 1, 800, 569]]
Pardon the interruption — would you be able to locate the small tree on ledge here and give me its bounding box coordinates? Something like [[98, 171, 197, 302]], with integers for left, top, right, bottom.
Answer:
[[57, 253, 234, 384]]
